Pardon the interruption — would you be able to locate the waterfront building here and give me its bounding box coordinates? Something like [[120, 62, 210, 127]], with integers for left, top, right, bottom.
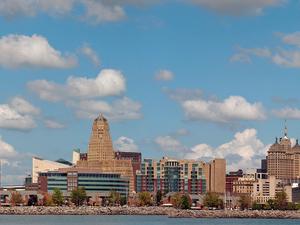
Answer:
[[32, 157, 71, 183], [267, 125, 300, 180], [136, 157, 226, 194], [252, 175, 292, 204], [38, 171, 129, 198], [232, 170, 256, 195], [226, 170, 243, 194]]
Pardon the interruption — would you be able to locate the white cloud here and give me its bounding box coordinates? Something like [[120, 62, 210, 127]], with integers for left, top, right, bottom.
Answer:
[[114, 136, 139, 152], [185, 128, 268, 171], [281, 32, 300, 47], [80, 44, 101, 66], [0, 136, 17, 158], [155, 135, 184, 152], [188, 0, 284, 16], [10, 97, 40, 115], [72, 97, 142, 122], [0, 97, 39, 131], [27, 69, 126, 102], [0, 34, 77, 69], [272, 49, 300, 68], [44, 119, 65, 129], [0, 0, 156, 24], [230, 47, 272, 63], [182, 95, 266, 123], [273, 107, 300, 119], [155, 70, 174, 81]]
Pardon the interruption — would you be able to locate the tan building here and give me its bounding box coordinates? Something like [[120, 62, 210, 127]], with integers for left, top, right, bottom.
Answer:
[[252, 176, 292, 204], [76, 114, 135, 192], [232, 172, 256, 195], [267, 126, 300, 180], [203, 159, 226, 193]]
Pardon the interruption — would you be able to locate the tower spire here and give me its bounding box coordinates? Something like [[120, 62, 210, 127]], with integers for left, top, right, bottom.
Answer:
[[284, 119, 288, 138]]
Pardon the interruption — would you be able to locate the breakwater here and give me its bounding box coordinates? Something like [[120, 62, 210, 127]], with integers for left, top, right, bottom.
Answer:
[[0, 207, 300, 218]]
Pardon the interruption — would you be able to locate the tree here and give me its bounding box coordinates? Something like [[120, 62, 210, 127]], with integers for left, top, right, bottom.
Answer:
[[203, 192, 223, 209], [156, 190, 162, 206], [252, 201, 263, 210], [238, 195, 251, 210], [265, 199, 276, 210], [109, 191, 120, 206], [43, 193, 54, 206], [52, 188, 64, 206], [120, 196, 127, 206], [171, 193, 182, 208], [275, 191, 288, 210], [138, 192, 153, 206], [71, 187, 87, 206], [180, 194, 192, 210], [10, 192, 23, 206]]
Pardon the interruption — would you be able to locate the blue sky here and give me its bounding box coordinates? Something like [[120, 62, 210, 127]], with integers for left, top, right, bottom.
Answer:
[[1, 0, 300, 185]]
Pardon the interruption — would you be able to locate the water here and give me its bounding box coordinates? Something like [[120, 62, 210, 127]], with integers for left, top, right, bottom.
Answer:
[[0, 216, 299, 225]]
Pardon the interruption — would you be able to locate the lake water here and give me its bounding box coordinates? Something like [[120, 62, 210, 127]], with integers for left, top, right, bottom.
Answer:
[[0, 216, 299, 225]]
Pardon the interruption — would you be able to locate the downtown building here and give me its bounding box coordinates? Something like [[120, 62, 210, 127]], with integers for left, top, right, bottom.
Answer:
[[38, 114, 139, 200], [267, 126, 300, 182], [136, 157, 226, 194]]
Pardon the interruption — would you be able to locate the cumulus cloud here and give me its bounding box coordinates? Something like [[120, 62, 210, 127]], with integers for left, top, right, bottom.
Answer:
[[0, 136, 32, 185], [114, 136, 139, 152], [0, 0, 157, 24], [80, 44, 101, 66], [72, 97, 142, 122], [188, 0, 284, 16], [44, 119, 65, 129], [273, 107, 300, 120], [185, 129, 268, 170], [231, 31, 300, 68], [155, 135, 185, 152], [0, 97, 39, 131], [0, 34, 77, 69], [182, 96, 266, 123], [27, 69, 126, 102], [155, 70, 174, 81]]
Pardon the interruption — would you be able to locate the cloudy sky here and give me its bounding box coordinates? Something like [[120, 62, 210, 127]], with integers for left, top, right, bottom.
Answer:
[[1, 0, 300, 185]]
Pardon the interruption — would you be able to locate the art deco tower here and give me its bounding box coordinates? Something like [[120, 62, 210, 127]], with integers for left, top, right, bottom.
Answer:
[[87, 114, 115, 161]]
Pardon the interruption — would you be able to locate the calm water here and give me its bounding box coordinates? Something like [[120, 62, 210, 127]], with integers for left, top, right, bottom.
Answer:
[[0, 216, 299, 225]]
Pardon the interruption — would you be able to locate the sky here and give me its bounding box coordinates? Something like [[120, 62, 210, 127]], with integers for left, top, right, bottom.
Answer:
[[1, 0, 300, 185]]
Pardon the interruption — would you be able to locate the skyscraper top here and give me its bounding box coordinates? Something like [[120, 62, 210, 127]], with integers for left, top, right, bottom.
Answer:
[[95, 113, 107, 122], [284, 119, 288, 139]]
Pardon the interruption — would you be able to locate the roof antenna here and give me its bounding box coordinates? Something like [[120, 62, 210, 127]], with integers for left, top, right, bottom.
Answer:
[[284, 119, 288, 138]]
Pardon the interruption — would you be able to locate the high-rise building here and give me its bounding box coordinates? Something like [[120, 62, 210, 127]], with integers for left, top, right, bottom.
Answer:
[[136, 157, 225, 194], [267, 125, 300, 180], [76, 114, 135, 192]]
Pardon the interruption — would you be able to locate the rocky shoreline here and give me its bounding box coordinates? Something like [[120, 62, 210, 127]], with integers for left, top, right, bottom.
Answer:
[[0, 207, 299, 218]]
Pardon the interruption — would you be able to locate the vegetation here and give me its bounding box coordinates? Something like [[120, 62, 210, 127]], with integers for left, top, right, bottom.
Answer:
[[43, 193, 54, 206], [120, 196, 127, 206], [203, 192, 223, 209], [156, 191, 162, 206], [10, 192, 24, 206], [171, 193, 191, 209], [138, 192, 153, 206], [71, 187, 87, 206], [52, 188, 64, 206], [108, 191, 120, 206], [274, 191, 288, 210], [238, 195, 252, 210]]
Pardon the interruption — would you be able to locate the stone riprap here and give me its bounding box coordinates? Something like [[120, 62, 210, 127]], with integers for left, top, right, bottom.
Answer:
[[0, 207, 299, 218]]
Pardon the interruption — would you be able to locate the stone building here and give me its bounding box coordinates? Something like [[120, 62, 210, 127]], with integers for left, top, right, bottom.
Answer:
[[267, 125, 300, 180]]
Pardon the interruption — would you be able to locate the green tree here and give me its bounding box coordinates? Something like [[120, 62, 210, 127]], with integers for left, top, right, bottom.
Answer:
[[238, 195, 251, 210], [71, 187, 87, 206], [10, 192, 23, 206], [252, 201, 263, 210], [43, 193, 54, 206], [52, 188, 64, 206], [265, 199, 276, 210], [120, 196, 127, 206], [138, 192, 153, 206], [156, 190, 162, 206], [109, 190, 120, 206], [180, 194, 192, 210], [171, 193, 182, 208], [275, 191, 288, 210], [203, 192, 223, 209]]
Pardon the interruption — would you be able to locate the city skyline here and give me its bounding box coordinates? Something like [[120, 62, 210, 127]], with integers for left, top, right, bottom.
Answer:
[[1, 0, 300, 185]]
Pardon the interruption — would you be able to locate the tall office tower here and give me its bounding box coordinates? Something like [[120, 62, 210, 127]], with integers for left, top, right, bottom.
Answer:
[[88, 114, 115, 161], [267, 125, 295, 180], [204, 158, 226, 193]]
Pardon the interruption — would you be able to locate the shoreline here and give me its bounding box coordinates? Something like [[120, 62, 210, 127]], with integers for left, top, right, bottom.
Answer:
[[0, 207, 299, 219]]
